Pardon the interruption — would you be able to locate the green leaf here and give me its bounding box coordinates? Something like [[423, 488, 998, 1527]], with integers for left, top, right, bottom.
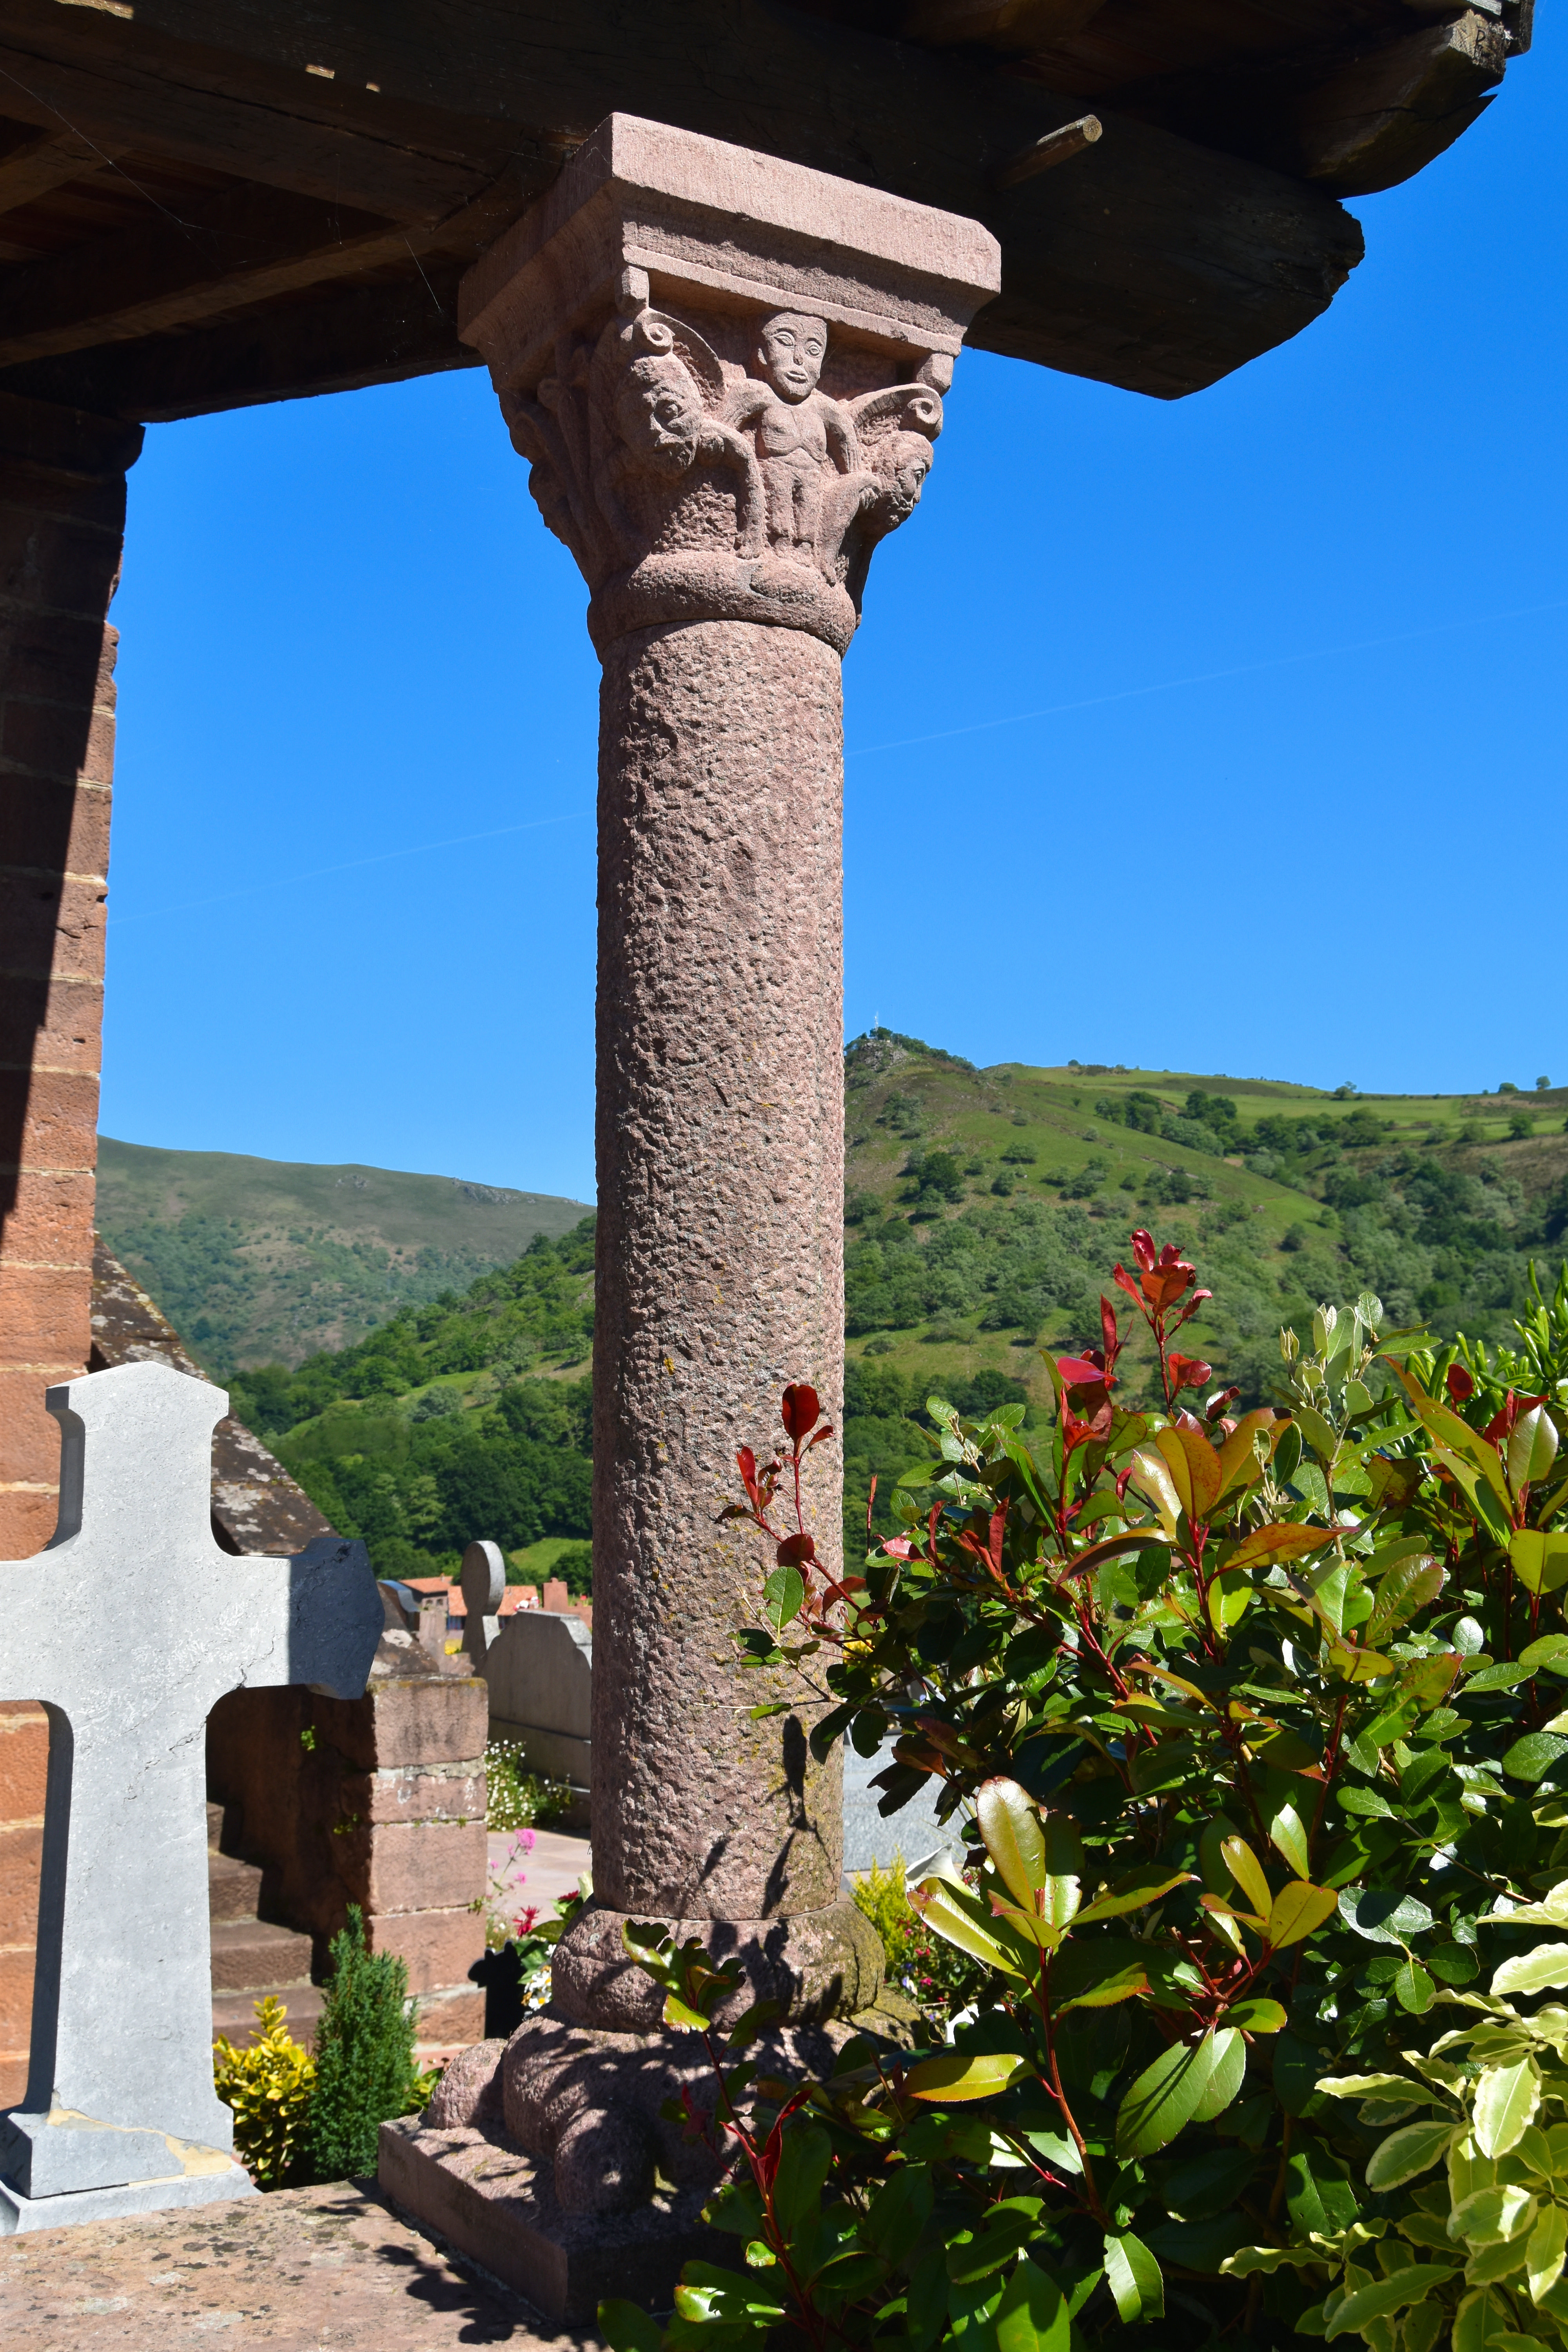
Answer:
[[1508, 1405, 1559, 1493], [1467, 1663, 1535, 1693], [1521, 1634, 1568, 1673], [1509, 1533, 1568, 1598], [1339, 1785, 1396, 1819], [1451, 2185, 1536, 2246], [910, 1876, 1023, 1979], [863, 2164, 933, 2267], [1056, 1964, 1148, 2014], [600, 2299, 666, 2352], [1116, 2033, 1218, 2159], [762, 1564, 806, 1634], [905, 2052, 1029, 2103], [1220, 1997, 1289, 2034], [1074, 1865, 1192, 1924], [948, 2209, 1039, 2283], [1266, 1881, 1341, 1948], [977, 1777, 1049, 1909], [1103, 2230, 1164, 2323], [771, 2125, 832, 2237], [1366, 2121, 1455, 2190], [1453, 2283, 1517, 2352], [1191, 2028, 1246, 2122], [1473, 2059, 1541, 2158], [1325, 2266, 1454, 2341], [1491, 1944, 1568, 1998], [995, 2258, 1072, 2352], [1223, 1837, 1274, 1916], [1365, 1553, 1445, 1646], [1526, 2201, 1568, 2305], [1340, 1887, 1436, 1945], [1503, 1733, 1568, 1784], [1394, 1961, 1436, 2014], [1270, 1801, 1311, 1880]]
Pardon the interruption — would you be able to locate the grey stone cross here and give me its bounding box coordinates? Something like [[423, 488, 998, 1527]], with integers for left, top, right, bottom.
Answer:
[[0, 1360, 383, 2231]]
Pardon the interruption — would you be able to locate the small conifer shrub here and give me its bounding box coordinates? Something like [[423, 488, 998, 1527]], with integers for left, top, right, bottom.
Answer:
[[305, 1905, 421, 2179]]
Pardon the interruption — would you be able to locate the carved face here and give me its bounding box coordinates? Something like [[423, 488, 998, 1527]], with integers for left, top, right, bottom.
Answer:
[[878, 431, 933, 524], [755, 313, 828, 403], [615, 355, 704, 477]]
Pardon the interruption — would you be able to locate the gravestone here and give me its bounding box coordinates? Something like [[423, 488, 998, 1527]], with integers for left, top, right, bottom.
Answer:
[[0, 1359, 382, 2231]]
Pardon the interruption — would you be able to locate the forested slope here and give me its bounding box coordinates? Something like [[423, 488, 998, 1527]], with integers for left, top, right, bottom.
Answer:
[[221, 1035, 1568, 1584]]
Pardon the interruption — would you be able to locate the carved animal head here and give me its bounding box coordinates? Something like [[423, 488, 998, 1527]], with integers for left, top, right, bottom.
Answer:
[[614, 352, 706, 477], [754, 312, 829, 404]]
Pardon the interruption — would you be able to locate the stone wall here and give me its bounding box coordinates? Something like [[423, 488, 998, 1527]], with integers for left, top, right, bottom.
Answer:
[[207, 1648, 488, 2050]]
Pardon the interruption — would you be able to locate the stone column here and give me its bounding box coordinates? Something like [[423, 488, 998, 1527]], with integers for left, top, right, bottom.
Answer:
[[0, 389, 140, 2107], [457, 118, 998, 2030], [0, 390, 141, 1563]]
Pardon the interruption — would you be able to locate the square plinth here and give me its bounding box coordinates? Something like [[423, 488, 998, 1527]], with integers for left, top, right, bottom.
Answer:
[[459, 110, 1000, 398], [380, 2113, 721, 2322]]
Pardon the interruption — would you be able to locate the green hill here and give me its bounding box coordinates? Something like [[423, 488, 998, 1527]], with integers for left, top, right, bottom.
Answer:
[[94, 1137, 592, 1375], [205, 1037, 1568, 1590]]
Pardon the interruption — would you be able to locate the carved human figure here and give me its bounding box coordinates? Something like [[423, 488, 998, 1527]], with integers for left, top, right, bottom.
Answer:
[[724, 313, 865, 570]]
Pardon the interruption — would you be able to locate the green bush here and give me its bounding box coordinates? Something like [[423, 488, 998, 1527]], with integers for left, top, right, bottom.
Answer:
[[305, 1906, 421, 2180], [213, 1995, 316, 2188], [602, 1241, 1568, 2352], [485, 1739, 571, 1833]]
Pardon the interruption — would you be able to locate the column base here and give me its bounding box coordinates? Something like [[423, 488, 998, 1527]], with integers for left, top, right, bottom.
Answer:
[[381, 1998, 917, 2319], [550, 1897, 885, 2029], [0, 2156, 254, 2235], [380, 2112, 720, 2322]]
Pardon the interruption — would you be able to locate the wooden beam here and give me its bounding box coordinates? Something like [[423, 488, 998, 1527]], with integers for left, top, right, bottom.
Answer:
[[0, 123, 120, 214], [0, 183, 406, 364], [902, 0, 1109, 50], [0, 266, 479, 421], [0, 0, 1365, 401], [1296, 7, 1506, 192]]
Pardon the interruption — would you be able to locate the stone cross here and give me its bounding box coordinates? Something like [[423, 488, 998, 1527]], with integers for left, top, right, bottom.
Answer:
[[0, 1359, 382, 2230], [457, 118, 999, 2032]]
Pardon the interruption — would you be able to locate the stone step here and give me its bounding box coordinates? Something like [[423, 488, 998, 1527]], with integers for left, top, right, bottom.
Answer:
[[207, 1848, 266, 1922], [212, 1982, 325, 2049], [210, 1915, 314, 1995]]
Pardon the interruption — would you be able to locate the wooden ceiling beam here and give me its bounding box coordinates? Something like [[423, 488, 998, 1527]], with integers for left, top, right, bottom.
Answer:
[[0, 122, 121, 215], [0, 183, 404, 365], [0, 0, 1365, 401], [0, 264, 478, 421]]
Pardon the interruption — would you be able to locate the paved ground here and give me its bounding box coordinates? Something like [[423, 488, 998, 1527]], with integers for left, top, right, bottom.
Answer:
[[0, 2178, 598, 2349], [487, 1827, 591, 1917]]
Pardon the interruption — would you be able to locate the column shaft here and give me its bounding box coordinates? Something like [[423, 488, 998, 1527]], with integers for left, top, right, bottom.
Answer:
[[0, 391, 141, 1561], [592, 618, 846, 1922]]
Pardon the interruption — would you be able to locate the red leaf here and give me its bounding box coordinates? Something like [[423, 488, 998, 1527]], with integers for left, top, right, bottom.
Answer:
[[1205, 1385, 1241, 1424], [781, 1384, 822, 1445], [776, 1532, 817, 1568], [1057, 1354, 1105, 1388], [1132, 1229, 1157, 1271], [737, 1445, 757, 1485], [1112, 1264, 1143, 1307], [1167, 1352, 1213, 1396], [1446, 1363, 1477, 1405], [882, 1536, 914, 1558], [1100, 1294, 1122, 1374], [806, 1423, 835, 1450]]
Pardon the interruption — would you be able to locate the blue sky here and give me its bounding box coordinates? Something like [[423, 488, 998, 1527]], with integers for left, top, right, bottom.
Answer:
[[102, 27, 1566, 1205]]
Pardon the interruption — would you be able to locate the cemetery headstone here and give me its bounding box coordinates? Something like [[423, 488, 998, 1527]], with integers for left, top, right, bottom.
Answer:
[[0, 1359, 382, 2230]]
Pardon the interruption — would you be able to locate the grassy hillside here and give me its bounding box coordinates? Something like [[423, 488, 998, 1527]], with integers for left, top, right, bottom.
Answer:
[[95, 1136, 591, 1374], [211, 1037, 1568, 1588]]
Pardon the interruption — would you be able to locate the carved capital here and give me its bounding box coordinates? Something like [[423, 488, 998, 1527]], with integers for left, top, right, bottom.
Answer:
[[458, 113, 999, 656]]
